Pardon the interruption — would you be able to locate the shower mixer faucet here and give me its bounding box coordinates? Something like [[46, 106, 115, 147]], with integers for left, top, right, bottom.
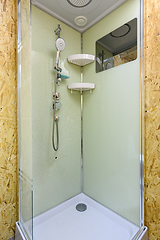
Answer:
[[53, 92, 60, 100]]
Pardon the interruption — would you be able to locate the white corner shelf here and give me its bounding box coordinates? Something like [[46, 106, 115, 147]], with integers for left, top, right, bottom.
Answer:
[[68, 54, 95, 66], [68, 83, 95, 92]]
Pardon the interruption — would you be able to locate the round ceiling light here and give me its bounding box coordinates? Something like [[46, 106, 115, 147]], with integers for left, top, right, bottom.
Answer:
[[75, 16, 87, 26], [67, 0, 92, 8], [110, 24, 131, 38]]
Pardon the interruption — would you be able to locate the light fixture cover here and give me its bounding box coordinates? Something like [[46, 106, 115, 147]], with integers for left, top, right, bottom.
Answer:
[[67, 0, 92, 8]]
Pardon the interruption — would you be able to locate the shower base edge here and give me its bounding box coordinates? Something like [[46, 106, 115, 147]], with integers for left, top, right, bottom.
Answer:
[[15, 194, 148, 240], [15, 222, 28, 240]]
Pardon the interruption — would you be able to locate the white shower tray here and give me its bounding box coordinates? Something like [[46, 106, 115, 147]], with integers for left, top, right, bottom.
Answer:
[[33, 194, 140, 240], [68, 83, 95, 92], [68, 54, 95, 66]]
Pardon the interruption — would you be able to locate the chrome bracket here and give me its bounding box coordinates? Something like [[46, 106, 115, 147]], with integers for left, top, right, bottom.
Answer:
[[53, 101, 62, 111]]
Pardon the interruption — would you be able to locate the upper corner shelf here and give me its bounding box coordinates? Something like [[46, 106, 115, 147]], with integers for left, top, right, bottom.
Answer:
[[68, 54, 95, 66]]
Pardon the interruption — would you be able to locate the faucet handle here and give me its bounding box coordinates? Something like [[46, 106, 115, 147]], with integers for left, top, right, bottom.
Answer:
[[53, 92, 60, 100]]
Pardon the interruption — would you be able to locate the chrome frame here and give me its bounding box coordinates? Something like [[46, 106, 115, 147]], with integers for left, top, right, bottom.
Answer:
[[17, 0, 22, 226], [131, 1, 145, 236], [81, 33, 84, 192], [140, 0, 145, 228], [132, 226, 148, 240]]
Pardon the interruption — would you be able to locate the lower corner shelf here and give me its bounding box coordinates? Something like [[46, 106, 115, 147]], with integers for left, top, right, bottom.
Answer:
[[68, 83, 95, 92]]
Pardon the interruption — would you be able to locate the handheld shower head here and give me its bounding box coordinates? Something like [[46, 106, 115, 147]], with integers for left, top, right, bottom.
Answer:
[[55, 38, 65, 51], [55, 38, 65, 68]]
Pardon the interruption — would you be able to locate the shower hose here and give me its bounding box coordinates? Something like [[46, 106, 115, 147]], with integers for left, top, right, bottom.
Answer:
[[52, 70, 59, 151]]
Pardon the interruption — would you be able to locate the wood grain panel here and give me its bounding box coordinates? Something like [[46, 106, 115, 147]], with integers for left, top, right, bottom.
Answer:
[[144, 0, 160, 239], [0, 0, 18, 239], [0, 0, 160, 239]]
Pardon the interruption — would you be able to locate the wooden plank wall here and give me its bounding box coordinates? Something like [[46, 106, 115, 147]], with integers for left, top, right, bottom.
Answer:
[[144, 0, 160, 239], [0, 0, 160, 239], [0, 0, 18, 239]]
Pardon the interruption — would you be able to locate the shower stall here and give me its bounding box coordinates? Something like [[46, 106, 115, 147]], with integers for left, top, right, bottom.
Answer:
[[16, 0, 148, 239]]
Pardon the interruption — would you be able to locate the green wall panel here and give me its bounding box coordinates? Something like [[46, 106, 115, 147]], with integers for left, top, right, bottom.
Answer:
[[31, 6, 81, 217], [83, 0, 141, 226]]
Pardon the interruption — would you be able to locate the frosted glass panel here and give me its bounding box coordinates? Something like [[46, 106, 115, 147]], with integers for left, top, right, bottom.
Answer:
[[18, 0, 33, 239], [31, 6, 81, 217], [83, 0, 140, 226]]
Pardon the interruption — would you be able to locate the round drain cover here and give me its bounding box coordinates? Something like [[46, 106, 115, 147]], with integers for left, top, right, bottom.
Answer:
[[76, 203, 87, 212]]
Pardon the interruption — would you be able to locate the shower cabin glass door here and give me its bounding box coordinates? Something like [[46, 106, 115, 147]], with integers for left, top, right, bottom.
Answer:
[[17, 0, 145, 239], [17, 0, 33, 239]]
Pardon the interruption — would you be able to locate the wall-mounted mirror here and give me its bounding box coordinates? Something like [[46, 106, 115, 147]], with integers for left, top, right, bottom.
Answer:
[[96, 18, 137, 73]]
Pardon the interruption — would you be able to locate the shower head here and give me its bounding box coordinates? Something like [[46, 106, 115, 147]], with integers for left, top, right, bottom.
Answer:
[[55, 38, 65, 68], [55, 38, 65, 52]]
